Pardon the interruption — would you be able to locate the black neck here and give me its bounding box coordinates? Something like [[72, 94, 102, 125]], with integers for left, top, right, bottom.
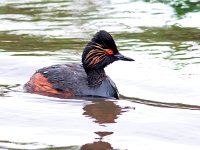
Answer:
[[86, 69, 107, 87]]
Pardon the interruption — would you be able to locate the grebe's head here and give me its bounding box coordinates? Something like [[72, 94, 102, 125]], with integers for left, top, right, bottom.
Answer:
[[82, 30, 134, 73]]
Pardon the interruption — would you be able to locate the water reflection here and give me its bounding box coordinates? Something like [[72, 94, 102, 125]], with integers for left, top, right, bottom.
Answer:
[[82, 100, 131, 150], [115, 26, 200, 71], [146, 0, 200, 16], [0, 31, 85, 52], [83, 100, 125, 124], [81, 132, 113, 150], [0, 84, 20, 97], [81, 141, 112, 150]]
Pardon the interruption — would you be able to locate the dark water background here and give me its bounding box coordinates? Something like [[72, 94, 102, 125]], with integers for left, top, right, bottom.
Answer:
[[0, 0, 200, 149]]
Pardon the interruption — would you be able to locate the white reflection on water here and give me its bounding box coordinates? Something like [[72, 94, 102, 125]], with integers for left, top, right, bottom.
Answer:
[[0, 93, 200, 149], [0, 0, 200, 36], [106, 49, 200, 105]]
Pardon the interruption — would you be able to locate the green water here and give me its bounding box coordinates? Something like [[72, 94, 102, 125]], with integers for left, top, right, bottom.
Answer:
[[0, 0, 200, 149]]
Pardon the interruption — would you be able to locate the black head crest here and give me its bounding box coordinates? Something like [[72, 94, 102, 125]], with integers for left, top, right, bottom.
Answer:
[[91, 30, 118, 53]]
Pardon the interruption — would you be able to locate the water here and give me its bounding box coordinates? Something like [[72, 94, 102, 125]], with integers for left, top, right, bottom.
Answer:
[[0, 0, 200, 149]]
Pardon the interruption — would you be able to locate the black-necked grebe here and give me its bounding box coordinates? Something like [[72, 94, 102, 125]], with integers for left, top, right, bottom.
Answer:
[[24, 30, 134, 99]]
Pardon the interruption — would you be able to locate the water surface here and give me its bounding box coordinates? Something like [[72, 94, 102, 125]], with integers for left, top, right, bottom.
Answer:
[[0, 0, 200, 149]]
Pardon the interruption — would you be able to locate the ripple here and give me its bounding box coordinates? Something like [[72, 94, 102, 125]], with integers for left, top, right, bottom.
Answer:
[[1, 1, 200, 149]]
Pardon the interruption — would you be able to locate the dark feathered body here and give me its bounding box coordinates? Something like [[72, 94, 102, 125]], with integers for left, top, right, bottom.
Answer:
[[24, 63, 119, 99]]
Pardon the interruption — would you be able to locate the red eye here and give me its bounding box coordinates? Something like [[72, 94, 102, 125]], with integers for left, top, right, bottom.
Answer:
[[107, 49, 113, 55]]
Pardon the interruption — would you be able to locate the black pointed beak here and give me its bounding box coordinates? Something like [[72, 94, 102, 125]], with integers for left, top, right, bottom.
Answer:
[[114, 53, 135, 61]]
